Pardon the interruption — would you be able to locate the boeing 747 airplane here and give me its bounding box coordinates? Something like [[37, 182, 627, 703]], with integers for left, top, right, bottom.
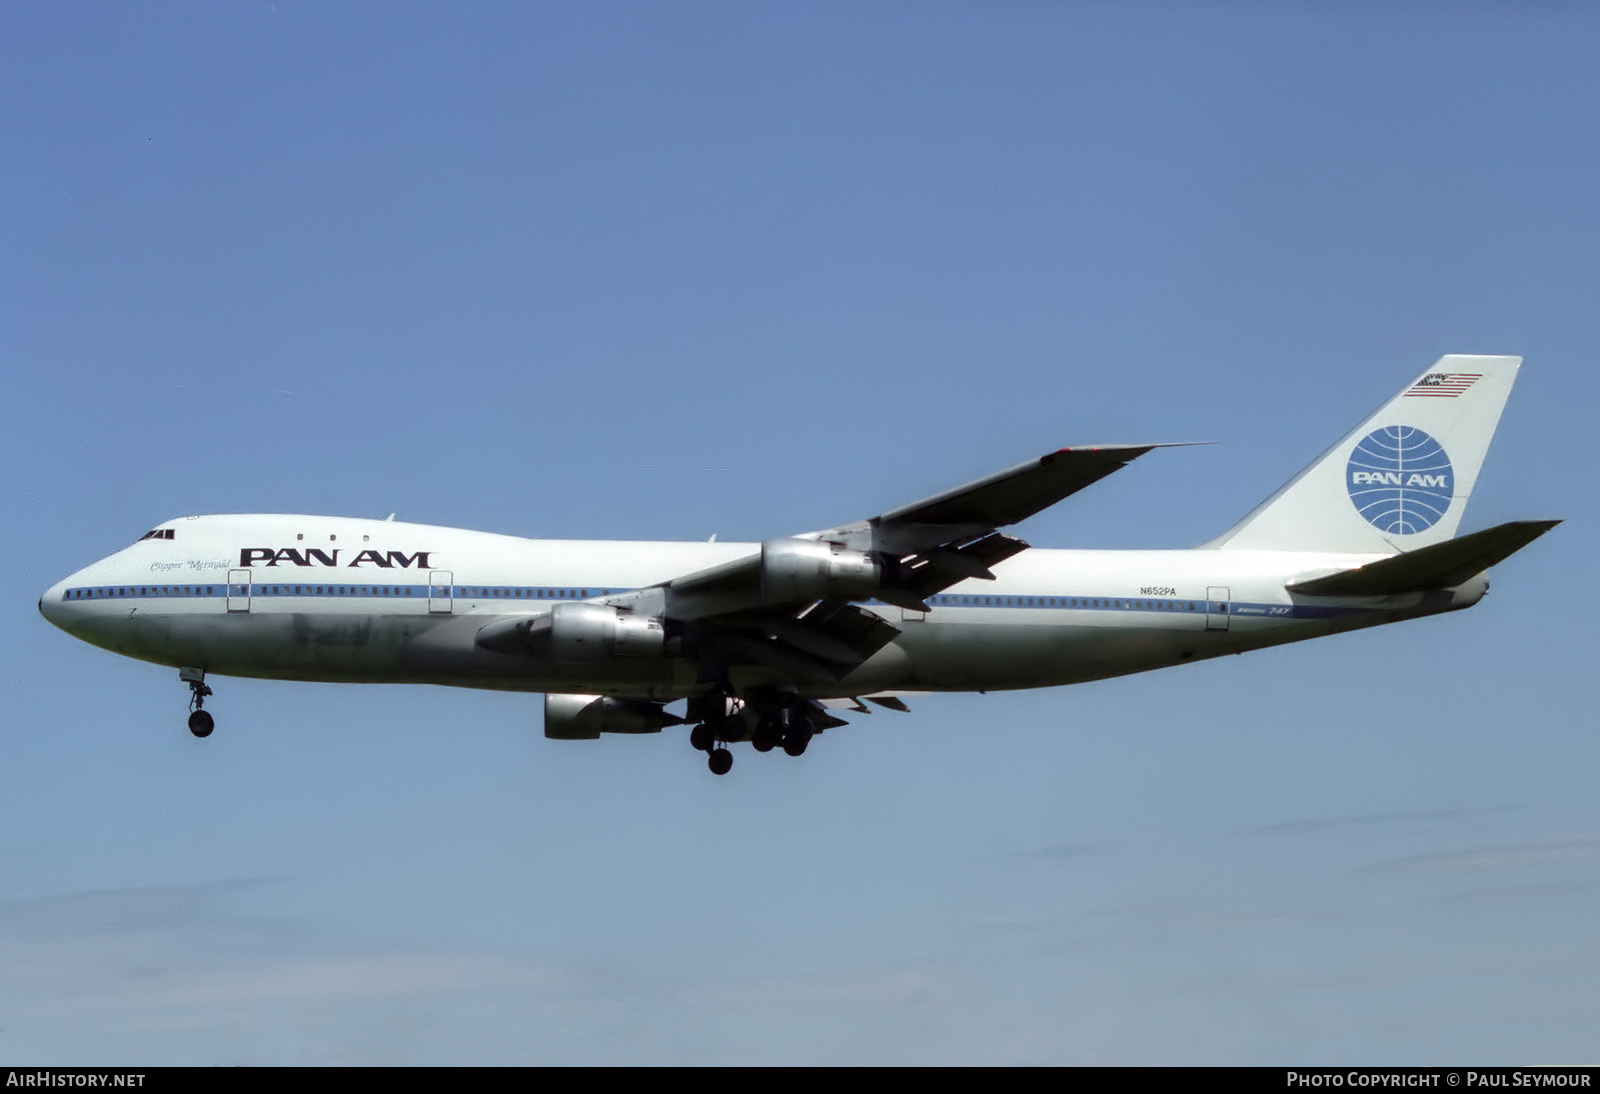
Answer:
[[39, 355, 1556, 774]]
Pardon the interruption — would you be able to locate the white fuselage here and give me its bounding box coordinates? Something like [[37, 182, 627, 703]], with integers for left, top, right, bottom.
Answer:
[[38, 513, 1486, 702]]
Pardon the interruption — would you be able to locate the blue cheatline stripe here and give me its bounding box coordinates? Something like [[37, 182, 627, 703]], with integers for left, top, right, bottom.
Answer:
[[62, 583, 632, 602], [894, 594, 1367, 620], [61, 584, 1374, 620]]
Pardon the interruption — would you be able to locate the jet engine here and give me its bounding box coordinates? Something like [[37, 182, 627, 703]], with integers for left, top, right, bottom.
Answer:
[[547, 602, 664, 659], [543, 693, 684, 739], [760, 538, 883, 601], [476, 603, 666, 661]]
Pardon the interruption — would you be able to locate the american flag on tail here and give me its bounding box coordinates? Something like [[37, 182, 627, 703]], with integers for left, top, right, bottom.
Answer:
[[1404, 372, 1482, 397]]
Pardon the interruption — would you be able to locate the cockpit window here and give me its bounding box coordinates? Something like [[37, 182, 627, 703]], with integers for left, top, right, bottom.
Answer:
[[137, 529, 175, 542]]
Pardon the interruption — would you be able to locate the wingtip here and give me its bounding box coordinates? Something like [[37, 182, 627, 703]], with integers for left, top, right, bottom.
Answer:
[[1050, 441, 1211, 456]]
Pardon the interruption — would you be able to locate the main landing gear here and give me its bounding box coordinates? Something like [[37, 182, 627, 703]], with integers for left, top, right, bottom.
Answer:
[[688, 717, 735, 775], [180, 666, 214, 738], [687, 692, 818, 776], [687, 722, 734, 774]]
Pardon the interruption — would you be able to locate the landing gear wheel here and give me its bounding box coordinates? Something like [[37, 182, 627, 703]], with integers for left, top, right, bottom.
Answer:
[[180, 667, 214, 738], [752, 716, 781, 753], [782, 728, 812, 757], [187, 709, 214, 738], [708, 747, 733, 775], [689, 723, 714, 752]]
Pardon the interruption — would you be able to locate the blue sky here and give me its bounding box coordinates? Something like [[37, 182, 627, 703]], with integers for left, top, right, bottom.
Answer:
[[3, 1, 1596, 1065]]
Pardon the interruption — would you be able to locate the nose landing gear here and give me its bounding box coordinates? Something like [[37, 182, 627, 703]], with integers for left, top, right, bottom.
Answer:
[[180, 667, 214, 738], [188, 709, 214, 737]]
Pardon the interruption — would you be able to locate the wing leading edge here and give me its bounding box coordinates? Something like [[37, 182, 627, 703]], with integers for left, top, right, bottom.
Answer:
[[871, 444, 1179, 541]]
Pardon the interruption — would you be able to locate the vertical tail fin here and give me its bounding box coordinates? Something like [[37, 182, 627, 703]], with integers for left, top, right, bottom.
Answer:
[[1208, 355, 1522, 553]]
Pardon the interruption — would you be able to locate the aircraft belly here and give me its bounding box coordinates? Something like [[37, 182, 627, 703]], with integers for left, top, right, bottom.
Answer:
[[88, 610, 440, 680], [894, 619, 1192, 690], [891, 615, 1357, 690], [395, 612, 694, 695]]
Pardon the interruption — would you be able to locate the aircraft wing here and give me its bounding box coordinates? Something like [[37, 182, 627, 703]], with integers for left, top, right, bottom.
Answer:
[[826, 443, 1176, 552], [591, 444, 1172, 684], [872, 444, 1170, 533]]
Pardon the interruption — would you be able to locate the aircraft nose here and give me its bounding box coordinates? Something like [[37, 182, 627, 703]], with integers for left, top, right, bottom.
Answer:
[[39, 576, 73, 630]]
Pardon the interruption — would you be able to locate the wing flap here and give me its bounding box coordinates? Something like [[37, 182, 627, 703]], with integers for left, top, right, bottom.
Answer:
[[693, 601, 903, 683], [771, 602, 902, 665], [898, 531, 1030, 598], [708, 631, 845, 682]]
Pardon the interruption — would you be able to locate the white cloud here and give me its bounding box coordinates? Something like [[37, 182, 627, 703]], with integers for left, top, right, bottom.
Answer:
[[1371, 835, 1599, 874]]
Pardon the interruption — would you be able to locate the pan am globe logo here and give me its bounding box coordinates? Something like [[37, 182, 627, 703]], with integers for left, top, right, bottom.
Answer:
[[1346, 426, 1454, 535]]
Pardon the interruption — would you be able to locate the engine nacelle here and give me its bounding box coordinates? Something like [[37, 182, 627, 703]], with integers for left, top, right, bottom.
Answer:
[[760, 538, 883, 602], [544, 693, 682, 739], [548, 602, 665, 660], [477, 603, 667, 661]]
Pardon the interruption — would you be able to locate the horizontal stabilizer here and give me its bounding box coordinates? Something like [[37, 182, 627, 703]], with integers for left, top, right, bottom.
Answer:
[[1287, 520, 1560, 597]]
